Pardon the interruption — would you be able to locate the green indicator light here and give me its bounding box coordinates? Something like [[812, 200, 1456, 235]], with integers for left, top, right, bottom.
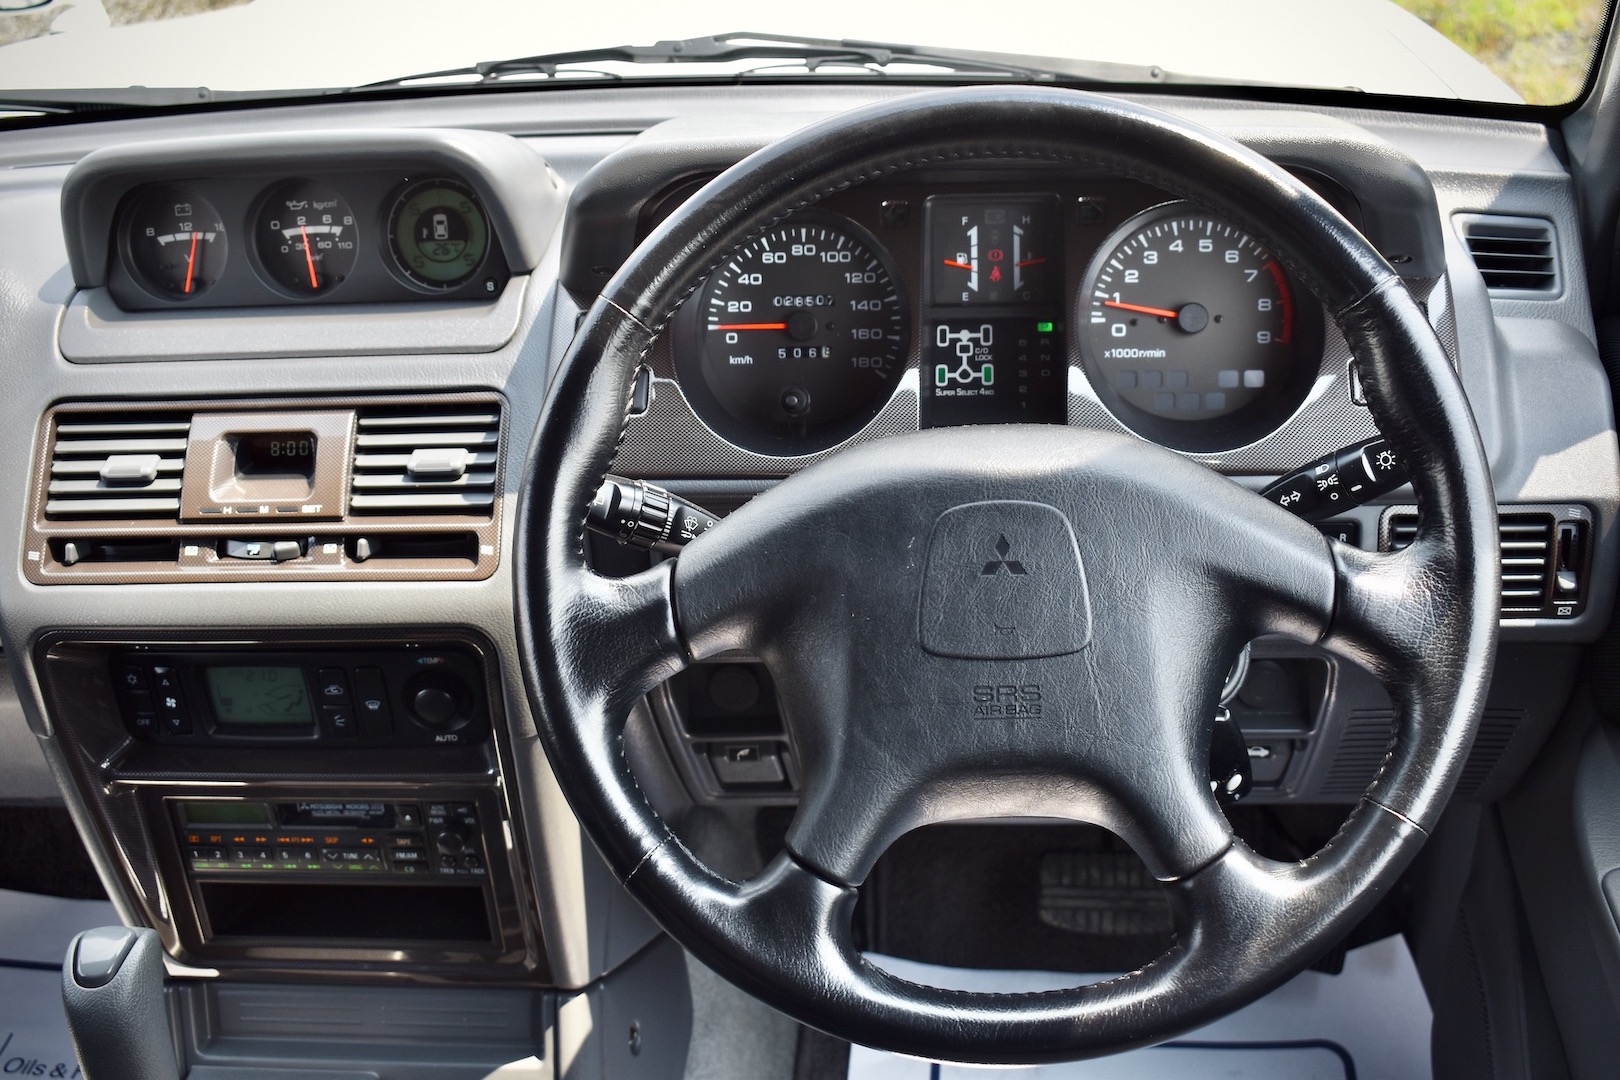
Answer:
[[1037, 321, 1055, 333]]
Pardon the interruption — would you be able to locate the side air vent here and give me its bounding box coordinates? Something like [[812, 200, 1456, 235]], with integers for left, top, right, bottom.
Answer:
[[1455, 214, 1558, 296], [1385, 509, 1589, 619], [44, 412, 191, 519], [350, 406, 500, 514]]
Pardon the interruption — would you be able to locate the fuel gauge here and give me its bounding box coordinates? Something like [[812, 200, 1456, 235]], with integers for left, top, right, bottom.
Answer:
[[122, 185, 228, 301], [929, 195, 1060, 306]]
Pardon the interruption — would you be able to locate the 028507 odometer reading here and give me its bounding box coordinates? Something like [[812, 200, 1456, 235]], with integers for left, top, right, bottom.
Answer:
[[685, 212, 908, 454]]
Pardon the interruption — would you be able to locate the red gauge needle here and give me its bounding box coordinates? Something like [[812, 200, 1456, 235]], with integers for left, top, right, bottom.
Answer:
[[1016, 257, 1047, 267], [942, 259, 974, 270], [183, 231, 200, 294], [1103, 299, 1182, 319], [711, 322, 788, 331], [300, 225, 319, 290]]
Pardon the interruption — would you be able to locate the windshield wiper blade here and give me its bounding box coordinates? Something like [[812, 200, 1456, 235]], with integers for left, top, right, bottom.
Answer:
[[355, 31, 1204, 90]]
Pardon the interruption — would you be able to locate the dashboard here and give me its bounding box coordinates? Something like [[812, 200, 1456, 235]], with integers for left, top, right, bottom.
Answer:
[[0, 81, 1616, 1072]]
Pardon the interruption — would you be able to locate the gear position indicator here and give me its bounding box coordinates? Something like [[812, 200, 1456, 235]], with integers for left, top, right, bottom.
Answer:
[[921, 317, 1066, 428]]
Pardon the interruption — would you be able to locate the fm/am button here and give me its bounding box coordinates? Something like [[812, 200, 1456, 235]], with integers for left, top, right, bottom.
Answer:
[[918, 501, 1091, 660]]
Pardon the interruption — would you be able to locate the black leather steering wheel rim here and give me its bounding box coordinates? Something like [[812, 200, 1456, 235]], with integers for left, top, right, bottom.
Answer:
[[515, 87, 1498, 1064]]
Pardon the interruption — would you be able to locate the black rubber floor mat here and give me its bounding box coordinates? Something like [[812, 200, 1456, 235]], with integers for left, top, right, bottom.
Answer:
[[1038, 850, 1173, 937]]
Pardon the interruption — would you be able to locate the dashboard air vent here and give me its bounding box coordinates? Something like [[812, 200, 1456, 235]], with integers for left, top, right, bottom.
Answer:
[[1386, 512, 1554, 614], [1455, 214, 1558, 296], [45, 411, 191, 519], [350, 406, 500, 514]]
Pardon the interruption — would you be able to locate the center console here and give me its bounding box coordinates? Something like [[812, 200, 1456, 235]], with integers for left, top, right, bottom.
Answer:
[[35, 629, 544, 983]]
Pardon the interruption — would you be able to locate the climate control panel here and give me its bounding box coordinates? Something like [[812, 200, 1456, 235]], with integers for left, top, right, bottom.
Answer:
[[113, 646, 487, 746]]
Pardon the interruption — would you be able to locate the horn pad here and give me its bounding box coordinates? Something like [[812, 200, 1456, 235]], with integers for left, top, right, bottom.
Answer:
[[918, 500, 1092, 660]]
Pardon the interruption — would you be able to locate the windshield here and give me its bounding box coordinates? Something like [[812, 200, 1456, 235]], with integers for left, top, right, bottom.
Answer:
[[0, 0, 1609, 107]]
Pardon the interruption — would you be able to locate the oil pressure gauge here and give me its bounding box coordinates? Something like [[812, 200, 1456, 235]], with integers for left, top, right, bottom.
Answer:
[[252, 180, 358, 295]]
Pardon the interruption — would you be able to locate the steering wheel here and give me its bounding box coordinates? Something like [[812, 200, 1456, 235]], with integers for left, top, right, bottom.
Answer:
[[515, 87, 1497, 1064]]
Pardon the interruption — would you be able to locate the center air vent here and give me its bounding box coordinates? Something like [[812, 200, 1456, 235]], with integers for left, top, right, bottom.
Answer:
[[1385, 509, 1589, 618], [1455, 214, 1558, 296], [350, 406, 501, 514], [45, 412, 191, 520]]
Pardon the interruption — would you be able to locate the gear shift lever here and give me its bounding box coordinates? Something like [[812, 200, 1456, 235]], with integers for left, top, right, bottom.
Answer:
[[61, 926, 181, 1080]]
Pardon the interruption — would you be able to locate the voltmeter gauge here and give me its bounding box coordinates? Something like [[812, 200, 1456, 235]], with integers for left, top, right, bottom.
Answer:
[[252, 180, 358, 295], [122, 185, 228, 301], [386, 179, 491, 290]]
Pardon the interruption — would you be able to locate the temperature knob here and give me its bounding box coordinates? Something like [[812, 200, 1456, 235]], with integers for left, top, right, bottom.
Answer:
[[406, 671, 470, 731]]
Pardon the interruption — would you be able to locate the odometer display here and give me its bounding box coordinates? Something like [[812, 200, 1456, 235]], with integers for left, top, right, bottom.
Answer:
[[1079, 204, 1314, 449], [681, 212, 908, 454]]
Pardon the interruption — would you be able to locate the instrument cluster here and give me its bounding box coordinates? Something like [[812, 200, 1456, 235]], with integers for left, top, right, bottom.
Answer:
[[667, 177, 1326, 457]]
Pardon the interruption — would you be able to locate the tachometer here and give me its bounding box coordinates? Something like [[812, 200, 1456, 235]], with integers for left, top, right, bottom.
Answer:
[[1078, 203, 1317, 450], [679, 212, 908, 454]]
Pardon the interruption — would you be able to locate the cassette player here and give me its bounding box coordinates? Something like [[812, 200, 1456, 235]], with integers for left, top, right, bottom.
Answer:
[[173, 798, 488, 879], [112, 646, 487, 747]]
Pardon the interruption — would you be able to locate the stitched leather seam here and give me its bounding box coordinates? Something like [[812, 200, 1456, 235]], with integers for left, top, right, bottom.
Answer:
[[1365, 795, 1428, 836]]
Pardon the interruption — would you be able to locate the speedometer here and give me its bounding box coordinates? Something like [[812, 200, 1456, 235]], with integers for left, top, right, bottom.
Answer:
[[1078, 203, 1318, 451], [677, 211, 909, 454]]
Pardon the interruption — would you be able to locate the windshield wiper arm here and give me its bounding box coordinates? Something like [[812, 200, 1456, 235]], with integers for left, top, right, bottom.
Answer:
[[355, 31, 1206, 90]]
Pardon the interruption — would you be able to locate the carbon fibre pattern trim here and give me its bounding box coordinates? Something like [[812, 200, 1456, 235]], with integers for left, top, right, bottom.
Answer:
[[613, 277, 1451, 478]]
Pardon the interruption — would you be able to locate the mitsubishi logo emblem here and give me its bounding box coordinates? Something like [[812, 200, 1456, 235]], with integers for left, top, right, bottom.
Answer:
[[981, 534, 1027, 576]]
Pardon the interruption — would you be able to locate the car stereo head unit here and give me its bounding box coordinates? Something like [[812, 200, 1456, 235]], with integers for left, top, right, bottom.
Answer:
[[113, 646, 487, 746]]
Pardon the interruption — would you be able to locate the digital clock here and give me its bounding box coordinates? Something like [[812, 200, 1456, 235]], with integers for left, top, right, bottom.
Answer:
[[234, 431, 317, 475]]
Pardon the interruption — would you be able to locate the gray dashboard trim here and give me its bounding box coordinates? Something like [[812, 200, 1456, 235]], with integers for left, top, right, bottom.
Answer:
[[59, 127, 566, 286], [60, 278, 528, 362]]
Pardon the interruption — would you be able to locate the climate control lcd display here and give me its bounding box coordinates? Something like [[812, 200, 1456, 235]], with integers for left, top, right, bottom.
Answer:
[[205, 666, 313, 727]]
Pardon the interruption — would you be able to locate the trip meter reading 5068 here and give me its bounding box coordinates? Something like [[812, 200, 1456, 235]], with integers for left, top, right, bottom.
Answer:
[[687, 212, 909, 453]]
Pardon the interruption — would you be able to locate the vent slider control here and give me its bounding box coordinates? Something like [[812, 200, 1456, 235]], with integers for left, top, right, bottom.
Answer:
[[100, 455, 160, 484]]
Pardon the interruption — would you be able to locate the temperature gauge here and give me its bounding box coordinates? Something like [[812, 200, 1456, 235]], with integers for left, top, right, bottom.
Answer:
[[929, 195, 1060, 306], [121, 185, 228, 301], [252, 180, 358, 295]]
